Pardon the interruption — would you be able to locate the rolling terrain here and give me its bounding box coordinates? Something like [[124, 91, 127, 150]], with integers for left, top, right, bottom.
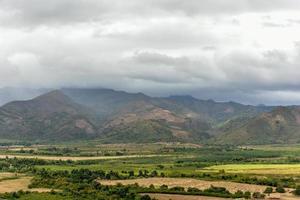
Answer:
[[216, 106, 300, 144], [2, 88, 300, 145]]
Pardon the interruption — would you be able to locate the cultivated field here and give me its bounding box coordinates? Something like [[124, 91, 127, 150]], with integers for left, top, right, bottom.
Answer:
[[146, 193, 300, 200], [0, 154, 168, 161], [200, 164, 300, 175], [0, 173, 52, 193], [99, 177, 272, 193], [144, 193, 227, 200]]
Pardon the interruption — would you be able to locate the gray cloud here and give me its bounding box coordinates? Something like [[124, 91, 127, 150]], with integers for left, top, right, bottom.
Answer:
[[1, 0, 300, 105], [1, 0, 300, 27]]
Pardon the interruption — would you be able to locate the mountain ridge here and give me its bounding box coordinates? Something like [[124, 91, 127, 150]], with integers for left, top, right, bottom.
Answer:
[[1, 88, 299, 144]]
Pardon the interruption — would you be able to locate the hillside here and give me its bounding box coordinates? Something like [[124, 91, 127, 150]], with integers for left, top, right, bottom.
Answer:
[[0, 90, 97, 141], [0, 88, 287, 144], [216, 106, 300, 144]]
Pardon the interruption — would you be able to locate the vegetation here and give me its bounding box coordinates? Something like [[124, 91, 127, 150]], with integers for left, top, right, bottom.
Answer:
[[0, 143, 300, 199]]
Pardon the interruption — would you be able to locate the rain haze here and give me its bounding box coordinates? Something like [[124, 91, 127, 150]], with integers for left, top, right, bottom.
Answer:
[[1, 0, 300, 105]]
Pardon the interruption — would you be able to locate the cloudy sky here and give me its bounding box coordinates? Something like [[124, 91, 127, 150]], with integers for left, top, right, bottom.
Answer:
[[1, 0, 300, 105]]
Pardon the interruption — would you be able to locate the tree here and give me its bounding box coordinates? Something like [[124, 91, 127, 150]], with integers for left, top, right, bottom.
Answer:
[[264, 187, 273, 195], [253, 192, 265, 199], [160, 185, 168, 190], [275, 186, 285, 193], [244, 191, 251, 199], [128, 170, 134, 177], [294, 186, 300, 196]]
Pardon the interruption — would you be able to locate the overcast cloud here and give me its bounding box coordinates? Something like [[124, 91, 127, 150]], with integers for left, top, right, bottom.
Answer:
[[1, 0, 300, 105]]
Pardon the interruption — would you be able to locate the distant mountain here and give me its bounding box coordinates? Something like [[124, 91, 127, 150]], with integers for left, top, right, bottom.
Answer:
[[62, 88, 149, 119], [62, 88, 270, 143], [164, 95, 272, 124], [0, 90, 97, 141], [0, 88, 287, 144], [215, 106, 300, 144]]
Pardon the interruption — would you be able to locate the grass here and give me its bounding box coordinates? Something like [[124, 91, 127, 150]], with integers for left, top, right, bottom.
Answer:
[[0, 175, 53, 194], [200, 164, 300, 175]]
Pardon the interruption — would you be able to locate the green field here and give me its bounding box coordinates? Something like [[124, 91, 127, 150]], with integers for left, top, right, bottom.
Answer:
[[200, 164, 300, 175], [1, 143, 300, 199]]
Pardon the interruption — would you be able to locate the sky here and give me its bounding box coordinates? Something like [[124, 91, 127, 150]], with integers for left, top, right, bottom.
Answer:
[[1, 0, 300, 105]]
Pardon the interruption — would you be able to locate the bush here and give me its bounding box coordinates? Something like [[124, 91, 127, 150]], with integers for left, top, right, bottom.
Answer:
[[169, 186, 185, 192], [187, 187, 201, 193], [264, 187, 273, 195], [244, 191, 251, 199], [159, 185, 168, 190], [275, 186, 285, 193], [253, 192, 265, 199], [294, 186, 300, 196]]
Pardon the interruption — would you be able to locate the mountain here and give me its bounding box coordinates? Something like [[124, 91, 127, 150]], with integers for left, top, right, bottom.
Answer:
[[0, 88, 284, 144], [62, 88, 150, 119], [0, 90, 97, 141], [216, 106, 300, 144], [62, 88, 268, 143], [165, 95, 272, 124]]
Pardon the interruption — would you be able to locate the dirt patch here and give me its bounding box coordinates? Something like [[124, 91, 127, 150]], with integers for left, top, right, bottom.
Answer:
[[0, 172, 19, 179], [100, 178, 297, 200], [0, 176, 52, 193], [144, 193, 228, 200], [0, 154, 166, 161], [99, 177, 269, 193]]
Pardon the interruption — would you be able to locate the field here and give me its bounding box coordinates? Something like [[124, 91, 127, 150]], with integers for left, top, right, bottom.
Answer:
[[144, 194, 227, 200], [1, 143, 300, 199], [200, 164, 300, 175], [99, 177, 271, 193], [0, 153, 168, 161], [145, 193, 300, 200], [0, 173, 52, 193]]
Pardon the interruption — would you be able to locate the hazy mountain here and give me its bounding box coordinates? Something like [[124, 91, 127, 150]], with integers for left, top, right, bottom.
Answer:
[[216, 106, 300, 144], [1, 87, 293, 144], [0, 90, 97, 141], [164, 95, 273, 124]]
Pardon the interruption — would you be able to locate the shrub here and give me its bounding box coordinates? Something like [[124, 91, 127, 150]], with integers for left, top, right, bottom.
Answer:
[[275, 186, 285, 193], [187, 187, 201, 193], [253, 192, 265, 199], [244, 191, 251, 199], [294, 186, 300, 196], [264, 187, 273, 195]]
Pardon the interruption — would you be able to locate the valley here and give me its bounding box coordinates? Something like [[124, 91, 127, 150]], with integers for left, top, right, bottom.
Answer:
[[1, 142, 300, 199], [0, 89, 300, 199]]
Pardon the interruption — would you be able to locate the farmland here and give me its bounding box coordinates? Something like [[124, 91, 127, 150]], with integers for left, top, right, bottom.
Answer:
[[0, 143, 300, 199], [200, 164, 300, 175]]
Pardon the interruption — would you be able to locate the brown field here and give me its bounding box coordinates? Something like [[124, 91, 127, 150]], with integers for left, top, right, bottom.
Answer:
[[100, 178, 298, 200], [0, 154, 167, 161], [0, 176, 52, 193], [0, 172, 19, 179], [99, 177, 274, 193], [145, 193, 299, 200], [144, 193, 227, 200]]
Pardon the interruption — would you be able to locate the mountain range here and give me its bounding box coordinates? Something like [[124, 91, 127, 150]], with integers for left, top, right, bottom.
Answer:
[[0, 88, 299, 145]]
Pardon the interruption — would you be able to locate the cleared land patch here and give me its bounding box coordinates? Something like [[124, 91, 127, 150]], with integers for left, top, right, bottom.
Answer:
[[144, 193, 227, 200], [99, 177, 269, 193], [0, 154, 167, 161], [0, 176, 51, 193], [200, 164, 300, 175]]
